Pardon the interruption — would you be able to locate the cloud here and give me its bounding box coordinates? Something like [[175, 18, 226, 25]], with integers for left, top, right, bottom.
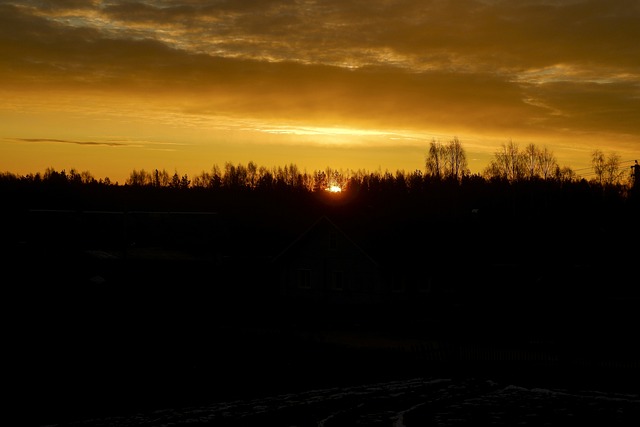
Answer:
[[1, 0, 638, 154], [521, 79, 640, 134], [8, 137, 128, 147]]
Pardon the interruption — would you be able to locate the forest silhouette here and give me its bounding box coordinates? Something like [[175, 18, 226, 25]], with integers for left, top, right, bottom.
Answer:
[[3, 145, 639, 426]]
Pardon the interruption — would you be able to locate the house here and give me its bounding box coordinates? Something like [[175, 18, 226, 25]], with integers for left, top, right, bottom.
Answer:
[[271, 216, 385, 305]]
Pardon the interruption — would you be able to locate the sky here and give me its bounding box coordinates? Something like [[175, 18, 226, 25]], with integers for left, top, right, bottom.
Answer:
[[1, 0, 639, 184]]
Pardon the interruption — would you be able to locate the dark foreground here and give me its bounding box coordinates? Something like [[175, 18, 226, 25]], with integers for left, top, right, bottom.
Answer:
[[6, 234, 640, 426], [10, 291, 640, 427], [38, 377, 640, 427]]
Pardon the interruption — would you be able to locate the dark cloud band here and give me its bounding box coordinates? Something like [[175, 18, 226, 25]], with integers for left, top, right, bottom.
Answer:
[[10, 138, 127, 147]]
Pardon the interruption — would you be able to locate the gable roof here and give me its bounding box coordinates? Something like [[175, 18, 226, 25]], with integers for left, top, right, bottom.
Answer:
[[271, 215, 379, 266]]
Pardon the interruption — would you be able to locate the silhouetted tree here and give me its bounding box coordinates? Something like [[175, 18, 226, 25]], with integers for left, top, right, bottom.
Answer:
[[591, 150, 626, 186], [152, 169, 171, 187], [191, 171, 209, 188], [323, 167, 349, 191], [130, 169, 163, 186], [313, 170, 328, 192], [407, 170, 424, 193], [520, 143, 559, 180], [223, 162, 244, 189], [591, 149, 606, 185], [257, 165, 275, 190], [170, 171, 181, 189], [444, 136, 469, 181], [425, 138, 445, 179], [425, 137, 469, 182], [537, 146, 558, 180], [212, 164, 223, 189], [631, 160, 640, 189], [555, 165, 576, 183], [394, 170, 407, 192], [301, 169, 315, 191], [43, 167, 69, 185], [484, 139, 526, 181], [286, 163, 300, 188], [247, 161, 258, 189]]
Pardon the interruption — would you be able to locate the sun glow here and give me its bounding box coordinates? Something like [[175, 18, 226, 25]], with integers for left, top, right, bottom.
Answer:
[[327, 185, 342, 193]]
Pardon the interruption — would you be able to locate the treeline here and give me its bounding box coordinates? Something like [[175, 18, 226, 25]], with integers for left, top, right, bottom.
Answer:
[[1, 140, 637, 218], [1, 162, 637, 202], [2, 139, 636, 192]]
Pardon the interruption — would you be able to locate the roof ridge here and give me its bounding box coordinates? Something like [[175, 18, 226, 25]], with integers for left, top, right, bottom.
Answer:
[[271, 215, 378, 265]]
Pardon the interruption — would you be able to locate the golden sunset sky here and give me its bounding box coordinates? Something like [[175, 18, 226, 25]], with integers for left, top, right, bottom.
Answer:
[[1, 0, 639, 183]]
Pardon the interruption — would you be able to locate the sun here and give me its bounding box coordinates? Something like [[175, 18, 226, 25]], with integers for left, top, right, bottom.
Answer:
[[327, 185, 342, 193]]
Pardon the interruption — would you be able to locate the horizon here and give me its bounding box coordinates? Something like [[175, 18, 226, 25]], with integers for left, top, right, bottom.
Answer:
[[2, 153, 638, 185]]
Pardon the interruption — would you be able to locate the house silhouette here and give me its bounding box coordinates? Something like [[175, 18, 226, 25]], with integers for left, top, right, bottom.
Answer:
[[271, 215, 384, 305]]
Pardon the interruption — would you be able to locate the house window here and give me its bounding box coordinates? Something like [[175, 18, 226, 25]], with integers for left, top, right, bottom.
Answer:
[[298, 269, 311, 289], [391, 277, 405, 293], [332, 270, 344, 290], [418, 278, 431, 294]]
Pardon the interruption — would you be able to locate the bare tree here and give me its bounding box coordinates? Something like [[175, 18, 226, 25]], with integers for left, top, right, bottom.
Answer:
[[222, 162, 238, 188], [537, 146, 557, 180], [193, 164, 224, 189], [425, 138, 445, 179], [555, 165, 576, 182], [313, 170, 327, 191], [523, 143, 539, 179], [444, 136, 469, 181], [324, 166, 346, 190], [152, 169, 170, 187], [247, 161, 258, 189], [483, 139, 526, 181], [521, 143, 558, 180], [257, 165, 274, 190], [210, 164, 223, 189], [179, 173, 190, 189], [591, 150, 625, 186], [603, 152, 625, 186], [287, 163, 300, 187], [482, 161, 503, 181], [235, 163, 249, 187], [591, 149, 606, 185], [127, 169, 153, 186]]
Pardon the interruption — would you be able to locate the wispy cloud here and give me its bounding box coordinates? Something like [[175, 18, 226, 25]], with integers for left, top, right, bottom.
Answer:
[[8, 137, 128, 147], [6, 137, 183, 152]]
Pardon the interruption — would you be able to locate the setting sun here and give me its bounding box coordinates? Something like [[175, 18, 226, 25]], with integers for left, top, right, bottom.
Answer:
[[327, 185, 342, 193]]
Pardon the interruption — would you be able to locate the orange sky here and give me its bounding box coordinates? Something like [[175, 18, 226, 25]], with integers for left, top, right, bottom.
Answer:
[[1, 0, 639, 183]]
